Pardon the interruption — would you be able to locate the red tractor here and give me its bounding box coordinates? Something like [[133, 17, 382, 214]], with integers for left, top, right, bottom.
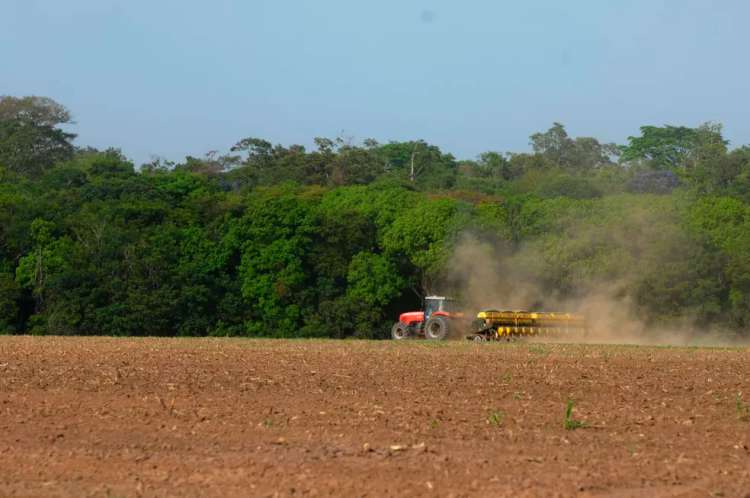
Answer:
[[391, 296, 462, 340]]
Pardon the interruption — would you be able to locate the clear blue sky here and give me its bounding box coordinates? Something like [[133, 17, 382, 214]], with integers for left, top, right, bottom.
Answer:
[[3, 0, 749, 165]]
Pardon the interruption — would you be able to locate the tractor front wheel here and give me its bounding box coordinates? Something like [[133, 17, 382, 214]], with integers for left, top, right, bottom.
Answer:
[[424, 316, 450, 340], [391, 322, 412, 340]]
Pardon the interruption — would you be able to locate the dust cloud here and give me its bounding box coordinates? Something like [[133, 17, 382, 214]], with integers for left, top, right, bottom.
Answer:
[[441, 233, 746, 347]]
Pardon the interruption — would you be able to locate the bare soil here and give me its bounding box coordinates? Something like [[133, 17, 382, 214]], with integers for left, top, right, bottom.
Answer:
[[1, 337, 749, 497]]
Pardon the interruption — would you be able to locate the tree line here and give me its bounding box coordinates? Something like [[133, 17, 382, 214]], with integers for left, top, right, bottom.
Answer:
[[2, 95, 750, 338]]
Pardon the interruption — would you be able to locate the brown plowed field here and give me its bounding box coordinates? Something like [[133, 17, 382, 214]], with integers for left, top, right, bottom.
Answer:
[[1, 337, 749, 497]]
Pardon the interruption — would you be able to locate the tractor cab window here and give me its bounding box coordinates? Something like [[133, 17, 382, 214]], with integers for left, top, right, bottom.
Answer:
[[425, 299, 440, 319], [442, 300, 458, 313], [424, 297, 453, 319]]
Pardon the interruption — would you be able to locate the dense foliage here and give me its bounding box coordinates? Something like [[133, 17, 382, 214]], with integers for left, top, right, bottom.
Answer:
[[2, 95, 750, 338]]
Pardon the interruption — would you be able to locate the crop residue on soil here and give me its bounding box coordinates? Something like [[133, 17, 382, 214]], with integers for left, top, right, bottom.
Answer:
[[1, 337, 749, 497]]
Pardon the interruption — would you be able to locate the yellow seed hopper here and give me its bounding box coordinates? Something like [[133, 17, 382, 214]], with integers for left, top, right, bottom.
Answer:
[[470, 310, 587, 341]]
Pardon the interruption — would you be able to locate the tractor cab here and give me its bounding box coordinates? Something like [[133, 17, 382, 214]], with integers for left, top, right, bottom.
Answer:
[[424, 296, 457, 321]]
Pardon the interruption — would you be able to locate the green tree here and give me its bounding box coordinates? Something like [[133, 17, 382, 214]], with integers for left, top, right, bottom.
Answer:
[[530, 123, 618, 171], [377, 141, 457, 189], [0, 96, 76, 176], [15, 219, 75, 332], [347, 252, 404, 307], [383, 198, 467, 295], [620, 123, 727, 172], [473, 152, 519, 180], [223, 187, 319, 336], [0, 262, 20, 332]]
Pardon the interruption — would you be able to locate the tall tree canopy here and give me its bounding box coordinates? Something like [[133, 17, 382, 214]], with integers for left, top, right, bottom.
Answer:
[[0, 96, 76, 177], [620, 123, 727, 171], [530, 122, 619, 171]]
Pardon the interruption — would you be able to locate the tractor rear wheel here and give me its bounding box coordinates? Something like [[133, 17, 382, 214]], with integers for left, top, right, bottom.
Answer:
[[391, 322, 411, 340], [424, 316, 450, 340]]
